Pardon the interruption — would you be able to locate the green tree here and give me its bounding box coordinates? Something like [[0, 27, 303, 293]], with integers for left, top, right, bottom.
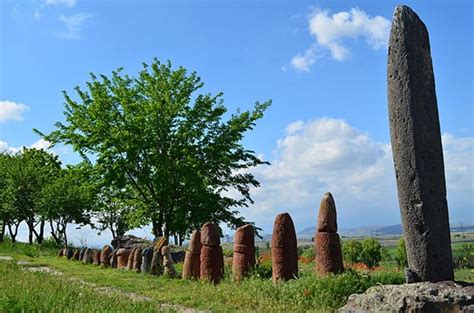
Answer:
[[37, 59, 271, 240], [395, 237, 408, 269], [2, 149, 61, 244], [361, 237, 382, 268], [343, 239, 363, 264], [39, 163, 96, 246]]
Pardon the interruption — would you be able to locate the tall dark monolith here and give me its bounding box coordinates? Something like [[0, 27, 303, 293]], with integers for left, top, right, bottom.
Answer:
[[271, 213, 298, 283], [387, 5, 454, 282]]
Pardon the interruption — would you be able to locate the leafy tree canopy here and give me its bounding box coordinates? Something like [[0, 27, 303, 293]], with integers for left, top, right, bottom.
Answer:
[[36, 59, 271, 239]]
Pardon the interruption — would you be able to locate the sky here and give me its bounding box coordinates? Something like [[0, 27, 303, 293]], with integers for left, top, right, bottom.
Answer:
[[0, 0, 473, 246]]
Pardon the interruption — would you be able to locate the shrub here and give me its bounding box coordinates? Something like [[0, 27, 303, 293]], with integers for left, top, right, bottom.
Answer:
[[395, 237, 408, 269], [343, 240, 362, 264], [454, 243, 474, 269], [300, 246, 316, 260], [361, 238, 382, 268]]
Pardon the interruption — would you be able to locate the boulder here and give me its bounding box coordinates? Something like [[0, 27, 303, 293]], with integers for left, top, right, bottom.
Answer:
[[72, 249, 80, 260], [338, 281, 474, 313], [111, 235, 152, 250], [66, 248, 74, 260], [126, 247, 137, 270], [83, 248, 94, 264], [116, 248, 131, 269], [58, 249, 64, 257], [150, 248, 163, 276], [109, 250, 118, 269], [162, 246, 177, 278]]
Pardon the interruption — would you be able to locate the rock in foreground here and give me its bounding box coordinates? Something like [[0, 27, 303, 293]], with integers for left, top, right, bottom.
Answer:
[[338, 281, 474, 313]]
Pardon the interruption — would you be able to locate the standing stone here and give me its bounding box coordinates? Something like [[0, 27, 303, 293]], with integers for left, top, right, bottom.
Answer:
[[67, 248, 74, 260], [62, 248, 68, 258], [126, 247, 137, 270], [93, 250, 101, 265], [100, 245, 113, 267], [83, 248, 94, 264], [161, 246, 177, 278], [132, 247, 142, 272], [387, 5, 454, 282], [271, 213, 298, 282], [109, 250, 118, 269], [141, 247, 154, 273], [182, 230, 202, 280], [315, 192, 344, 275], [78, 248, 86, 261], [232, 224, 256, 281], [150, 248, 163, 275], [72, 249, 80, 260], [58, 249, 64, 257], [116, 248, 131, 269], [200, 222, 224, 284]]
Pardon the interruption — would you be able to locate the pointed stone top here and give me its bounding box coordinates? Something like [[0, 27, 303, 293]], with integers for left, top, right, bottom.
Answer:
[[188, 230, 202, 253], [234, 224, 255, 246], [391, 5, 427, 35], [317, 192, 338, 233], [272, 212, 297, 248], [201, 222, 221, 246]]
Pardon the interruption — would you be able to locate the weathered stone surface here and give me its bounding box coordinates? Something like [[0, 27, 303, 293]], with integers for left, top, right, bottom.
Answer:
[[387, 5, 453, 282], [126, 247, 137, 270], [150, 248, 163, 276], [73, 249, 80, 260], [67, 249, 74, 260], [111, 235, 152, 250], [100, 245, 113, 267], [232, 224, 255, 281], [83, 248, 94, 264], [109, 250, 118, 269], [116, 248, 131, 269], [132, 247, 142, 272], [62, 248, 68, 257], [182, 230, 201, 280], [161, 246, 177, 278], [338, 281, 474, 313], [200, 222, 224, 284], [200, 245, 224, 284], [271, 213, 298, 282], [58, 249, 64, 257], [201, 222, 221, 247], [317, 192, 337, 233], [93, 250, 101, 265], [78, 248, 86, 261], [315, 232, 344, 275], [141, 247, 154, 273]]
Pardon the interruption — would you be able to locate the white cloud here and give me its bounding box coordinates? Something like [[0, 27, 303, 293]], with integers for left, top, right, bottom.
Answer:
[[46, 0, 76, 7], [0, 100, 30, 122], [0, 138, 52, 154], [240, 119, 474, 233], [58, 13, 93, 40], [288, 7, 390, 71]]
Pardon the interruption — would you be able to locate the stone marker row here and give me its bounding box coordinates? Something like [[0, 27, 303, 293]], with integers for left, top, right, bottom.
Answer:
[[59, 193, 345, 284]]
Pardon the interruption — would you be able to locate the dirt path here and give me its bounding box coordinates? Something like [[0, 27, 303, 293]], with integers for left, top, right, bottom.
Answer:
[[0, 255, 209, 313]]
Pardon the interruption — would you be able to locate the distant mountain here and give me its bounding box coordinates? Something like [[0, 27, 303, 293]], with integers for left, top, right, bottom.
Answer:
[[297, 224, 474, 239]]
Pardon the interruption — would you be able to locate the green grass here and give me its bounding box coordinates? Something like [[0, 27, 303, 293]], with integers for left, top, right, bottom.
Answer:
[[0, 260, 168, 312], [0, 242, 405, 312]]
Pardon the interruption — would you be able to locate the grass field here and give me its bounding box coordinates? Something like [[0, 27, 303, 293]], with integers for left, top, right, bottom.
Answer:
[[1, 238, 472, 312], [0, 242, 405, 312]]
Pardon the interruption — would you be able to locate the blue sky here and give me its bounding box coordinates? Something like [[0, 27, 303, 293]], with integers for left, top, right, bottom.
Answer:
[[1, 0, 472, 244]]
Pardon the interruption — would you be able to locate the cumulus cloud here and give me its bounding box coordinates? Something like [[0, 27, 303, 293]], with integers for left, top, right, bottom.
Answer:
[[289, 7, 390, 71], [239, 119, 473, 233], [45, 0, 76, 7], [57, 13, 93, 40], [0, 138, 52, 154], [0, 100, 30, 122]]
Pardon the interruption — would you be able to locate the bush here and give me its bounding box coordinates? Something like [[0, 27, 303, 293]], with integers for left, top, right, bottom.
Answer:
[[454, 243, 474, 269], [395, 237, 408, 269], [343, 240, 363, 264], [361, 238, 382, 268], [300, 246, 316, 260]]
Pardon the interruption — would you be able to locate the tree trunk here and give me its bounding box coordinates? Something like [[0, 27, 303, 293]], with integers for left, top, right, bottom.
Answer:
[[152, 220, 163, 238], [62, 224, 68, 247], [0, 219, 5, 242], [27, 219, 34, 244], [173, 233, 178, 245], [36, 219, 45, 244], [7, 223, 19, 243]]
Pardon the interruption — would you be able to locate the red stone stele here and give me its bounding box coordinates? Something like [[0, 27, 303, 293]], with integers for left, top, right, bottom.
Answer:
[[133, 247, 143, 272], [271, 213, 298, 283], [314, 192, 344, 275], [116, 248, 132, 269], [183, 230, 202, 280], [100, 245, 113, 267], [200, 222, 224, 284], [232, 224, 256, 281]]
